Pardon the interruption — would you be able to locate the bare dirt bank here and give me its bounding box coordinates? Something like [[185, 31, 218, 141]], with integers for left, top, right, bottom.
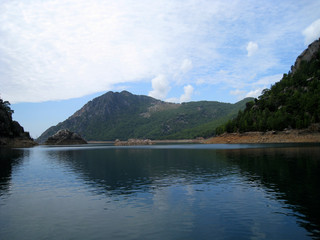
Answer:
[[205, 130, 320, 144], [88, 131, 320, 145]]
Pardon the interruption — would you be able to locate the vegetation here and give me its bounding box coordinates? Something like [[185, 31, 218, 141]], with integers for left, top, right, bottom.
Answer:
[[216, 47, 320, 134], [0, 99, 14, 115], [0, 98, 15, 137], [37, 91, 252, 142], [0, 98, 35, 146]]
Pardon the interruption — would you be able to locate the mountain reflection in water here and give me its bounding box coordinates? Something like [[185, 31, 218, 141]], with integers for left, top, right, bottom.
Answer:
[[217, 147, 320, 238], [0, 144, 319, 239], [0, 148, 25, 196]]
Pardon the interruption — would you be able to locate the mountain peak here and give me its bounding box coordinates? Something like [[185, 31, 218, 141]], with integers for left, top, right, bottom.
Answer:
[[37, 91, 251, 142], [120, 90, 133, 96]]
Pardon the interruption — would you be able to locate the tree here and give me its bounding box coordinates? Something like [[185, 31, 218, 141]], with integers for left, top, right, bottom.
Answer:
[[0, 98, 14, 116], [215, 46, 320, 134]]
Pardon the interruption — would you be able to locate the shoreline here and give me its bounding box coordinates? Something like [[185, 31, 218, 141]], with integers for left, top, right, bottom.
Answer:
[[86, 130, 320, 145], [88, 139, 203, 145], [0, 137, 38, 148], [204, 130, 320, 144]]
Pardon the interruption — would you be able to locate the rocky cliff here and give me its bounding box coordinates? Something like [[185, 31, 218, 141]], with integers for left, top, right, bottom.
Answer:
[[291, 38, 320, 73]]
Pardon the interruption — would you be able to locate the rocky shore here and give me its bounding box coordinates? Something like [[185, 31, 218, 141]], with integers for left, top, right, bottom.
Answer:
[[205, 129, 320, 144], [0, 136, 37, 148], [114, 138, 153, 146], [1, 98, 37, 148]]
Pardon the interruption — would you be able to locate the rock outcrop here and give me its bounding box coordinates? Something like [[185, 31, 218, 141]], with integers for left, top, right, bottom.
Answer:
[[291, 38, 320, 74], [45, 129, 87, 145], [114, 138, 153, 146]]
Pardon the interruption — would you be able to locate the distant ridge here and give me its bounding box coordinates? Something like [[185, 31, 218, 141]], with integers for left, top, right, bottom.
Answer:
[[37, 91, 252, 142]]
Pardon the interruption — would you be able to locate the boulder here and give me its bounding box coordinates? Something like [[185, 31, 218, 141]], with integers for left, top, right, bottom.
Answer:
[[45, 129, 87, 145]]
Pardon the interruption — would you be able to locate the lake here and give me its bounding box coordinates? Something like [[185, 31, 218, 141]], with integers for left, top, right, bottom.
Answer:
[[1, 143, 320, 239]]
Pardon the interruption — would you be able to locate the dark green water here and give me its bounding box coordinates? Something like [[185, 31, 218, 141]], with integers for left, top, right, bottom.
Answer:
[[0, 144, 320, 239]]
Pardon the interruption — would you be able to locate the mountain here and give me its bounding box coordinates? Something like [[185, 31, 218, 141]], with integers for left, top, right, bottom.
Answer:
[[0, 98, 36, 147], [216, 38, 320, 134], [37, 91, 252, 143]]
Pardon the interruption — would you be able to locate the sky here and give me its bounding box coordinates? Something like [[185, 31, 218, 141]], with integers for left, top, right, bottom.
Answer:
[[0, 0, 320, 138]]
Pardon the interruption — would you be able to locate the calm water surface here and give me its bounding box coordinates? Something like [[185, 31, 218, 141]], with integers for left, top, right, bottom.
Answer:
[[0, 143, 320, 239]]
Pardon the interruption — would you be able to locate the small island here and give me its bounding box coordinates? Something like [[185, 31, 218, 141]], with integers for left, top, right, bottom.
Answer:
[[45, 129, 87, 145]]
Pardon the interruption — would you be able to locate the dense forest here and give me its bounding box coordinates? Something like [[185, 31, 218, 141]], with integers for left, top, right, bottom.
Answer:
[[216, 43, 320, 134]]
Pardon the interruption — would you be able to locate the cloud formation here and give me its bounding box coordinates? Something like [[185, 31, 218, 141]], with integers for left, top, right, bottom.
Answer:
[[245, 88, 264, 98], [180, 59, 193, 74], [148, 75, 171, 99], [166, 84, 194, 103], [229, 74, 282, 100], [303, 19, 320, 45], [246, 42, 259, 57], [0, 0, 319, 103], [180, 85, 194, 102]]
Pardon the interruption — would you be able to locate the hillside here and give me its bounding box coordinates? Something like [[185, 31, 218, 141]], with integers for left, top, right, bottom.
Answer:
[[37, 91, 252, 143], [0, 98, 36, 147], [216, 38, 320, 134]]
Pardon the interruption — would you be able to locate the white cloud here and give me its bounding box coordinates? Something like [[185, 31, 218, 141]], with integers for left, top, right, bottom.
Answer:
[[180, 59, 193, 74], [232, 74, 282, 100], [1, 0, 209, 102], [303, 19, 320, 45], [246, 41, 259, 57], [148, 75, 170, 100], [0, 0, 319, 103], [245, 88, 264, 98], [166, 84, 194, 103], [180, 85, 194, 102], [173, 58, 193, 84], [254, 74, 282, 86]]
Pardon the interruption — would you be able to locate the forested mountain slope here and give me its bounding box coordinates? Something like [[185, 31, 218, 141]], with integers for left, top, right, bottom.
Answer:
[[216, 38, 320, 134], [37, 91, 252, 142]]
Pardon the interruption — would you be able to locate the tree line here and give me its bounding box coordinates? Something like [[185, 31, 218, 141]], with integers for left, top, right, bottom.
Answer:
[[216, 48, 320, 134]]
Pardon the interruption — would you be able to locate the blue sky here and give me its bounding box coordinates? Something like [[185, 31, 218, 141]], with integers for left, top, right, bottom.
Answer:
[[1, 0, 320, 138]]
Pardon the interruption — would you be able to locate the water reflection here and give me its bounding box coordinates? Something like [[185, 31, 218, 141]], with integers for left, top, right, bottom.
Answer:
[[46, 148, 237, 195], [0, 148, 24, 196], [44, 144, 320, 238], [2, 144, 319, 239], [216, 147, 320, 239]]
